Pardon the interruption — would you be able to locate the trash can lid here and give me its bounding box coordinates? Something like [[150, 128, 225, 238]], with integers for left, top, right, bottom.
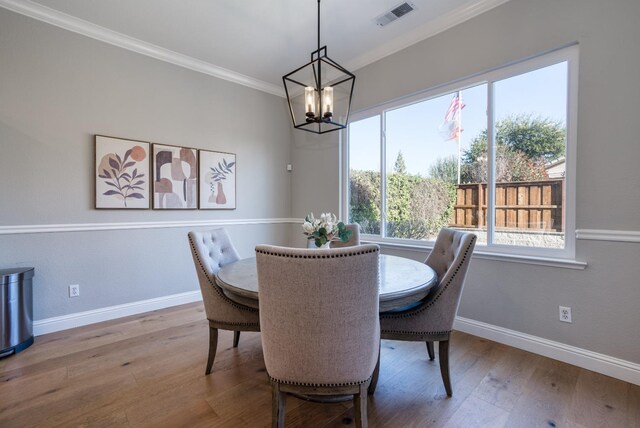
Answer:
[[0, 267, 35, 285]]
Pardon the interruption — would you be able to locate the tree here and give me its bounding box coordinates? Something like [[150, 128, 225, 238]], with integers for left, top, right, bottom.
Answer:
[[461, 115, 564, 183], [349, 170, 381, 234], [461, 143, 547, 183], [394, 151, 407, 174], [429, 155, 458, 185], [497, 115, 565, 161]]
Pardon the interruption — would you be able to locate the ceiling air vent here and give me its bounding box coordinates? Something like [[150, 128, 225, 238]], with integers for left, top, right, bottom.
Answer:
[[375, 2, 417, 27]]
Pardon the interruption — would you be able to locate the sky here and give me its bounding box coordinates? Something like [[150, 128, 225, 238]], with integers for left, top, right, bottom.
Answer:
[[349, 61, 568, 175]]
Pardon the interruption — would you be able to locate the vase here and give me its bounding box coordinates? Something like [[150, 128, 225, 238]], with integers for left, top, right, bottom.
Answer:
[[216, 182, 227, 204], [318, 241, 331, 249]]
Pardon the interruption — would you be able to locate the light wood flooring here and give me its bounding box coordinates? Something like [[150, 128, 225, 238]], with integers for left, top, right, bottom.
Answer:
[[1, 302, 638, 427]]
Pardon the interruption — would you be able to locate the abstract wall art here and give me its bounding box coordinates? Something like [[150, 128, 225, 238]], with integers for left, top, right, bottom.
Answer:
[[152, 144, 198, 209], [95, 135, 150, 209], [198, 150, 236, 209]]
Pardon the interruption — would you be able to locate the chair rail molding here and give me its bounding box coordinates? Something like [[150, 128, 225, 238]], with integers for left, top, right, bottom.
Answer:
[[575, 229, 640, 243], [0, 0, 284, 97], [0, 218, 300, 235]]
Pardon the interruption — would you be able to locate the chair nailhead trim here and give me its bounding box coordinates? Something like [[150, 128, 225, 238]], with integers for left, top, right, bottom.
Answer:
[[210, 319, 259, 327], [188, 234, 259, 315], [381, 329, 451, 336], [268, 374, 373, 388], [255, 247, 379, 259], [380, 235, 476, 321]]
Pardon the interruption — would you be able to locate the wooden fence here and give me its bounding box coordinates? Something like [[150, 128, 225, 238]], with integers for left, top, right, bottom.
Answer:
[[449, 179, 564, 232]]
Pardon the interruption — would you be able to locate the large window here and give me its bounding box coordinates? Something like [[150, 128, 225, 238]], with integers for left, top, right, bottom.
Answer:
[[343, 46, 578, 258]]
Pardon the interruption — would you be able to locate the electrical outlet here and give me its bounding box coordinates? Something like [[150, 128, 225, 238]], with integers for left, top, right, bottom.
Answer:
[[559, 306, 572, 323], [69, 284, 80, 298]]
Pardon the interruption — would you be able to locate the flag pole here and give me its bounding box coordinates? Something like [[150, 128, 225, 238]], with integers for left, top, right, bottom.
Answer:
[[457, 91, 462, 185]]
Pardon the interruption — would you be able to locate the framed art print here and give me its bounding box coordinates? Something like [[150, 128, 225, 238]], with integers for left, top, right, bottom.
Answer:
[[199, 150, 236, 209], [95, 135, 150, 209], [152, 144, 198, 209]]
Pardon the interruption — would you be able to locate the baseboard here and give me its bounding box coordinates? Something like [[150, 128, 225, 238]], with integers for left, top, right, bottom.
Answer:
[[33, 295, 640, 386], [33, 291, 202, 336], [454, 316, 640, 386]]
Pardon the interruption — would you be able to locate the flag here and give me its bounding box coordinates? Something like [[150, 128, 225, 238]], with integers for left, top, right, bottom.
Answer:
[[439, 92, 465, 141]]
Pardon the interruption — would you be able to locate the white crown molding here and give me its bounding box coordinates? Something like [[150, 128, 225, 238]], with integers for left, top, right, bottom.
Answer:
[[33, 291, 202, 336], [346, 0, 512, 73], [576, 229, 640, 243], [0, 0, 286, 97], [454, 316, 640, 386], [0, 218, 299, 235]]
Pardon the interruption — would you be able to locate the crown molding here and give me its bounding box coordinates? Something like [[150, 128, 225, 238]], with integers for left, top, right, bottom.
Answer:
[[0, 0, 286, 97], [346, 0, 512, 73]]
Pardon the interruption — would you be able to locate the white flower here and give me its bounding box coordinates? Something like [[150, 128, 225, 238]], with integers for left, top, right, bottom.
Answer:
[[302, 221, 315, 234]]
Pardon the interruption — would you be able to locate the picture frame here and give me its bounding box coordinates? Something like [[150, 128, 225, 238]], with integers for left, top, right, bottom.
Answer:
[[95, 135, 151, 209], [198, 150, 236, 209], [152, 143, 198, 209]]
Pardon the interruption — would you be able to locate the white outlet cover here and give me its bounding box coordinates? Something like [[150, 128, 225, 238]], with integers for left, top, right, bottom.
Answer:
[[559, 306, 572, 323]]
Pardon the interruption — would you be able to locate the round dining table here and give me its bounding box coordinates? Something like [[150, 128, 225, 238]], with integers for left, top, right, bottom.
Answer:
[[215, 254, 437, 312]]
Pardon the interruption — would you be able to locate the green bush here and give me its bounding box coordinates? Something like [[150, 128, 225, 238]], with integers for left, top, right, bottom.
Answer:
[[349, 169, 456, 240]]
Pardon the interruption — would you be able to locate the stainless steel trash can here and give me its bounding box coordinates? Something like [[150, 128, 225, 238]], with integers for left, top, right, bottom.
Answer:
[[0, 267, 34, 358]]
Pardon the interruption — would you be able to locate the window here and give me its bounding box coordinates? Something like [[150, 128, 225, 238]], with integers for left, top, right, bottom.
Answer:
[[343, 46, 578, 259]]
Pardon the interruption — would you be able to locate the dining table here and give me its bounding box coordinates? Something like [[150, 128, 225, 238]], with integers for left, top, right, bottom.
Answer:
[[215, 254, 437, 312]]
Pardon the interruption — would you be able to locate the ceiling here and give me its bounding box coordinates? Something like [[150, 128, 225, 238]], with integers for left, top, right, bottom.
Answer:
[[2, 0, 509, 96]]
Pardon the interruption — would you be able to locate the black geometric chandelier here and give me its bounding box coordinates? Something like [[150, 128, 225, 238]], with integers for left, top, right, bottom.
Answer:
[[283, 0, 356, 134]]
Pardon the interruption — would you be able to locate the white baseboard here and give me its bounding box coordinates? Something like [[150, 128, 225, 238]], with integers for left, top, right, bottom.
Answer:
[[454, 316, 640, 386], [32, 295, 639, 386], [33, 291, 202, 336]]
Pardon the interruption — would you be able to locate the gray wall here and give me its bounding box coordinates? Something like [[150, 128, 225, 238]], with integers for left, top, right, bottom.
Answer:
[[0, 9, 292, 319], [290, 0, 640, 363]]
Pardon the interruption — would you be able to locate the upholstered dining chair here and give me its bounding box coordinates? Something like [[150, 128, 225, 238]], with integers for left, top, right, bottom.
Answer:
[[256, 244, 381, 428], [306, 223, 361, 248], [379, 228, 476, 397], [187, 229, 260, 375]]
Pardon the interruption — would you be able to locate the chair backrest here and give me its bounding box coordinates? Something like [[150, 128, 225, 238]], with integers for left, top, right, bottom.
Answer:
[[305, 223, 361, 248], [422, 228, 476, 328], [256, 244, 380, 386], [187, 228, 243, 321]]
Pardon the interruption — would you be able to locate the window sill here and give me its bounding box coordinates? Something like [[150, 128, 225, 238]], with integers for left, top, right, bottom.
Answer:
[[362, 238, 587, 270]]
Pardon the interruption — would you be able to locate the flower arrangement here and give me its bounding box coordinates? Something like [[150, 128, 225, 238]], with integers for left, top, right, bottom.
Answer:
[[302, 212, 353, 248]]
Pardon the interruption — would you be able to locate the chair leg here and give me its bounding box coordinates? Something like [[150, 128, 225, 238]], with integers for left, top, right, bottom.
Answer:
[[438, 340, 452, 397], [271, 381, 286, 428], [426, 341, 435, 360], [368, 344, 381, 395], [206, 327, 219, 375], [354, 382, 368, 428], [233, 331, 240, 348]]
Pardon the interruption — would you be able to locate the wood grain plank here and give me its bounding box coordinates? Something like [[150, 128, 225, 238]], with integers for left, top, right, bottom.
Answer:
[[472, 347, 542, 411], [505, 360, 580, 428], [567, 369, 630, 428], [442, 395, 509, 428], [1, 303, 636, 428]]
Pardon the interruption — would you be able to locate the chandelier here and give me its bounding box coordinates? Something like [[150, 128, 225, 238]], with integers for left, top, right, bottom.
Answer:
[[282, 0, 356, 134]]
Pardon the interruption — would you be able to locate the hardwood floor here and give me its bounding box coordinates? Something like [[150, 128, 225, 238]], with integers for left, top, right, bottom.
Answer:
[[1, 302, 638, 427]]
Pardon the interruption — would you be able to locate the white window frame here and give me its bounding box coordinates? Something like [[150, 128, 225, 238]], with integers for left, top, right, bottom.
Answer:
[[340, 44, 580, 263]]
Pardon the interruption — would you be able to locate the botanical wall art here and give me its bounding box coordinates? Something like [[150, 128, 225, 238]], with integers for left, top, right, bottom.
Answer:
[[199, 150, 236, 209], [95, 135, 150, 209], [152, 144, 198, 209]]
